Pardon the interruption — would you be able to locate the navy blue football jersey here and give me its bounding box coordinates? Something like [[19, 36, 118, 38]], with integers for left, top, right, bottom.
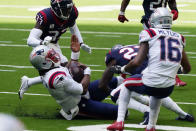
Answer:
[[105, 45, 148, 75], [142, 0, 168, 22], [36, 6, 78, 43]]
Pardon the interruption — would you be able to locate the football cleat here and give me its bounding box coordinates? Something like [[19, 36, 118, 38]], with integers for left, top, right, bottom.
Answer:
[[107, 121, 124, 131], [145, 127, 156, 131], [140, 112, 149, 125], [18, 76, 29, 100], [176, 114, 195, 122], [175, 75, 187, 86]]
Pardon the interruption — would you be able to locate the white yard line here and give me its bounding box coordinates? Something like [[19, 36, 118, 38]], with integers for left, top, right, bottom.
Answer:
[[1, 92, 196, 105], [0, 69, 16, 72], [0, 28, 196, 37]]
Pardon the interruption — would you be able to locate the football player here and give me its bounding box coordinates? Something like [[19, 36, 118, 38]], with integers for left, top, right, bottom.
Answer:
[[24, 0, 92, 94], [107, 7, 192, 131], [118, 0, 186, 87], [18, 35, 124, 120]]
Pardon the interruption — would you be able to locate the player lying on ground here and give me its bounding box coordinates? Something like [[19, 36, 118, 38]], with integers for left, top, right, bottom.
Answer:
[[107, 7, 192, 131], [18, 35, 127, 120]]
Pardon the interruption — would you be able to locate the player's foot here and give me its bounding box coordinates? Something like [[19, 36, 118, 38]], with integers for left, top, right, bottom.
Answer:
[[176, 114, 194, 122], [107, 121, 124, 131], [145, 127, 156, 131], [140, 112, 149, 125], [175, 75, 186, 86], [18, 76, 29, 100]]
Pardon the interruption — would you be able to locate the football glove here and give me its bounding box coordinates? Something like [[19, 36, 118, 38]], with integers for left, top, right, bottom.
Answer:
[[80, 43, 92, 54], [171, 9, 178, 21], [110, 65, 132, 75], [118, 11, 129, 23], [42, 36, 52, 45]]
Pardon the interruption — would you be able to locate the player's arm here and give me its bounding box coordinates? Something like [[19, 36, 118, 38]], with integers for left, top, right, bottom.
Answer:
[[98, 59, 117, 93], [118, 0, 130, 23], [168, 0, 178, 20], [69, 23, 91, 53], [27, 12, 51, 47], [123, 42, 149, 73], [181, 49, 191, 74]]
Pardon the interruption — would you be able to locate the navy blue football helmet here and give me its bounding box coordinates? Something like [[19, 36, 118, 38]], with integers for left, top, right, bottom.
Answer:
[[51, 0, 73, 20]]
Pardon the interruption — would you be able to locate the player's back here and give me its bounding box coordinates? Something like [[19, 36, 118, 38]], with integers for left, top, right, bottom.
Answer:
[[42, 67, 82, 112], [105, 45, 148, 75], [140, 28, 185, 88]]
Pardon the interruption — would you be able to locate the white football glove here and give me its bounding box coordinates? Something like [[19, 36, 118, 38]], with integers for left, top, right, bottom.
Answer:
[[42, 36, 52, 45], [80, 43, 91, 54]]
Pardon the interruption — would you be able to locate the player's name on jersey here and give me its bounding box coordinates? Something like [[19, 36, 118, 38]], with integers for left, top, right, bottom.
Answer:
[[158, 29, 179, 38]]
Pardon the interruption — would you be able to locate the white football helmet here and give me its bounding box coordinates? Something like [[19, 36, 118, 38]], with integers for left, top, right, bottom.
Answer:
[[149, 7, 172, 29], [0, 113, 25, 131], [30, 45, 61, 70]]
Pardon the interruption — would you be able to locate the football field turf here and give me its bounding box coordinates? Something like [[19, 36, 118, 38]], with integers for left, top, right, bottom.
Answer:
[[0, 0, 196, 130]]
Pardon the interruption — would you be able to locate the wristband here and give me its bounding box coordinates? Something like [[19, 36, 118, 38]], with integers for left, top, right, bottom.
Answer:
[[71, 51, 80, 60], [121, 65, 126, 73], [84, 67, 91, 75], [119, 11, 125, 15]]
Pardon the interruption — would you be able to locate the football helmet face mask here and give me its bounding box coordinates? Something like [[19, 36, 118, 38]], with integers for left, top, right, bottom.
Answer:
[[51, 0, 73, 20], [30, 45, 61, 71], [149, 7, 172, 29]]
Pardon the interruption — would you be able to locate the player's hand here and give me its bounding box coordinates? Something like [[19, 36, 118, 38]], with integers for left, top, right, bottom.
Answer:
[[80, 43, 92, 54], [110, 65, 132, 75], [71, 35, 80, 52], [118, 11, 129, 23], [110, 65, 123, 74], [171, 9, 178, 21], [42, 36, 52, 45]]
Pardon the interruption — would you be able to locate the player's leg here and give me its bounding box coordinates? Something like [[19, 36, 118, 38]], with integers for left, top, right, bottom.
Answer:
[[88, 77, 122, 101], [107, 84, 131, 131], [18, 76, 42, 99], [146, 96, 162, 131], [78, 98, 121, 119], [162, 97, 194, 122]]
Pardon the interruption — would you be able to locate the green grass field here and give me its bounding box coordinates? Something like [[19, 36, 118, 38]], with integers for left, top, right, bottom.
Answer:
[[0, 0, 196, 130]]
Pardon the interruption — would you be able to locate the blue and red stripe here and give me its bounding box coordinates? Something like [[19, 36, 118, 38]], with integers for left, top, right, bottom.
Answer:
[[145, 29, 156, 38], [48, 71, 66, 89]]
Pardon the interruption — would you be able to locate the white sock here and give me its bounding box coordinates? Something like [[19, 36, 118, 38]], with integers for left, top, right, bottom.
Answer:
[[162, 97, 187, 118], [28, 76, 42, 86], [117, 84, 131, 122], [131, 92, 150, 105], [146, 96, 162, 130], [127, 98, 150, 113]]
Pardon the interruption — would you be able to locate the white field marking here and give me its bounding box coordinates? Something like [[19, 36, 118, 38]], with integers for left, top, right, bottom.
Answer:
[[67, 124, 196, 131], [0, 69, 15, 72], [0, 41, 12, 43], [1, 92, 196, 106], [0, 28, 196, 37], [0, 64, 100, 68], [2, 43, 196, 55], [0, 92, 50, 97], [189, 56, 196, 58], [95, 35, 121, 38]]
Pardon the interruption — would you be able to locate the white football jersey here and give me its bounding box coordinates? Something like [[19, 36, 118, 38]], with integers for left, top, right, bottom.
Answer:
[[42, 66, 83, 112], [139, 28, 185, 88]]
